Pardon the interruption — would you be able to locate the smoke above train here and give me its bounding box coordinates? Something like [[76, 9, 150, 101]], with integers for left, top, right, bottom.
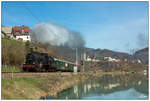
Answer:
[[31, 22, 85, 49]]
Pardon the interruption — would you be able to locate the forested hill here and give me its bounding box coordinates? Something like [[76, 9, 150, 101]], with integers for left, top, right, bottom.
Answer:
[[85, 48, 133, 60], [52, 46, 148, 64], [84, 47, 148, 64], [133, 47, 148, 64]]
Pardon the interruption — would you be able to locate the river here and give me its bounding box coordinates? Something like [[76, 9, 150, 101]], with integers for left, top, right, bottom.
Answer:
[[58, 74, 148, 100], [45, 73, 148, 100]]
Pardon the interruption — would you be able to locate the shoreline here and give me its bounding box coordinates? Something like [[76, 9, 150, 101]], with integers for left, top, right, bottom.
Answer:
[[2, 72, 92, 99], [2, 71, 145, 99]]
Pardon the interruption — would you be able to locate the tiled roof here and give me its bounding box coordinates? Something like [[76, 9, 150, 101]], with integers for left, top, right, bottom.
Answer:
[[12, 26, 32, 35]]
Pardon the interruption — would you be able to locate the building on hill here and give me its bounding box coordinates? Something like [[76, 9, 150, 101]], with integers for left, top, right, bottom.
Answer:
[[1, 26, 13, 38], [104, 57, 120, 62], [11, 26, 31, 42]]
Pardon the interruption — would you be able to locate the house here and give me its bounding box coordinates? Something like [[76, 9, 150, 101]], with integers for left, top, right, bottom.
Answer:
[[86, 56, 92, 61], [104, 57, 120, 62], [1, 26, 13, 38], [11, 26, 31, 42]]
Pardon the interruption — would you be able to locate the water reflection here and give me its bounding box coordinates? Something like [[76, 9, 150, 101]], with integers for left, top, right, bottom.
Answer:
[[57, 74, 148, 100]]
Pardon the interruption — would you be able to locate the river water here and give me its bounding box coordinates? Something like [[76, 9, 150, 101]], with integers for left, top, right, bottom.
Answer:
[[57, 73, 148, 100]]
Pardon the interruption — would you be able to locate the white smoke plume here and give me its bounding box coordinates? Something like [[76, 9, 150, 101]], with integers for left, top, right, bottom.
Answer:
[[137, 33, 148, 48], [125, 33, 148, 54], [31, 22, 85, 48]]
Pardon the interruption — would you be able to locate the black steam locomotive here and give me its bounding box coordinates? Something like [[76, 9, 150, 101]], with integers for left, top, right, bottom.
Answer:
[[23, 51, 80, 72], [23, 51, 56, 72]]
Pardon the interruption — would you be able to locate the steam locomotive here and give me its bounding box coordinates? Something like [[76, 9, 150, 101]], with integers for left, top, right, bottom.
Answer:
[[22, 51, 80, 72]]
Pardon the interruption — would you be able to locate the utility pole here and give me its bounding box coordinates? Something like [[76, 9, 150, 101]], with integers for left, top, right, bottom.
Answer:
[[74, 48, 78, 74], [83, 52, 86, 73], [76, 48, 78, 65]]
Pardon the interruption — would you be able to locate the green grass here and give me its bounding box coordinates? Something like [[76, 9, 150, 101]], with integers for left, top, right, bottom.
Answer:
[[2, 66, 22, 72], [2, 37, 24, 46], [2, 77, 40, 84]]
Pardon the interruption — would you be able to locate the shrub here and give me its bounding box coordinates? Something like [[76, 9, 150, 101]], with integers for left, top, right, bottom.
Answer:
[[2, 38, 26, 67]]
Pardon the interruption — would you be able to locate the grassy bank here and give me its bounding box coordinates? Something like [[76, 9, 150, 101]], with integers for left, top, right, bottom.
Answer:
[[2, 71, 145, 100], [2, 73, 91, 99], [2, 66, 22, 72]]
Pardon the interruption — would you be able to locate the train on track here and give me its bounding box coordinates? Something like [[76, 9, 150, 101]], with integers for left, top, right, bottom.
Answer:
[[22, 51, 80, 72]]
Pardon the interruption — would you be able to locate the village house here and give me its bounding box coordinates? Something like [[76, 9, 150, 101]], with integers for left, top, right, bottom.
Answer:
[[86, 56, 92, 61], [104, 57, 120, 62], [1, 26, 13, 38], [11, 26, 31, 42], [85, 56, 103, 62]]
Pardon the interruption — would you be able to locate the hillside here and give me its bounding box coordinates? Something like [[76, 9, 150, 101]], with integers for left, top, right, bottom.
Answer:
[[2, 38, 57, 67], [2, 37, 148, 68], [2, 38, 26, 67], [133, 47, 148, 64], [85, 48, 134, 60], [40, 46, 148, 64]]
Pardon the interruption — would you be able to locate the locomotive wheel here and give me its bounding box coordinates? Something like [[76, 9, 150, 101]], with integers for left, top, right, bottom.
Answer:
[[42, 69, 46, 72], [53, 69, 56, 72], [51, 69, 54, 72], [48, 68, 53, 72]]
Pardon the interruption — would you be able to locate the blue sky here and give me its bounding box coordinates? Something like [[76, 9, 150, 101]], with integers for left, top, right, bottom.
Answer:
[[2, 1, 149, 53]]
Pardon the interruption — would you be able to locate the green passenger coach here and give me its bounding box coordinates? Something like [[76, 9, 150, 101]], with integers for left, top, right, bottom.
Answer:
[[54, 59, 75, 72]]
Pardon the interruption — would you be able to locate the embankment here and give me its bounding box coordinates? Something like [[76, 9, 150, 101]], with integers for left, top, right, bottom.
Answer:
[[2, 72, 96, 99]]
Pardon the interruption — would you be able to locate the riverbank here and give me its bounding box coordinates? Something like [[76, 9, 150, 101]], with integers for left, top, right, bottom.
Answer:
[[2, 71, 145, 99], [2, 72, 94, 99]]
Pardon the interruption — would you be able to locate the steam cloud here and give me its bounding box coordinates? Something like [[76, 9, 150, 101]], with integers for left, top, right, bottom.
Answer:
[[31, 22, 85, 48], [125, 33, 148, 54], [137, 33, 148, 48]]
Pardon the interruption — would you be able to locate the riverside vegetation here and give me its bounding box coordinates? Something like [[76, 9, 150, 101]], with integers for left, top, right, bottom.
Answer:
[[2, 37, 57, 68], [2, 71, 147, 99], [2, 72, 95, 99]]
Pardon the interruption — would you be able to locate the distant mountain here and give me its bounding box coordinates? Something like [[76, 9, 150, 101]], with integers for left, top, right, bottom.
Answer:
[[85, 48, 134, 60], [37, 42, 148, 64], [133, 47, 148, 64], [85, 47, 148, 64]]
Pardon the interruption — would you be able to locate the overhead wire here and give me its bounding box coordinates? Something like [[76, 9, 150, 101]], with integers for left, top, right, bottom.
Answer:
[[23, 3, 41, 23], [2, 2, 41, 24]]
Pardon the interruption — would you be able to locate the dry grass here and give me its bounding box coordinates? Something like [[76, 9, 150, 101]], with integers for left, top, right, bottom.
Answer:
[[2, 38, 26, 67], [2, 78, 45, 99], [1, 72, 89, 99]]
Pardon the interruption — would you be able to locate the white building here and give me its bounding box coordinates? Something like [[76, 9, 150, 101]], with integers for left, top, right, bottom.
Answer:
[[12, 26, 31, 42], [104, 57, 120, 62], [86, 56, 92, 61], [15, 35, 31, 42]]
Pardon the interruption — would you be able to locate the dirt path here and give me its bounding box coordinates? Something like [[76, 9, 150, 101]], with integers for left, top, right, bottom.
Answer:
[[2, 72, 73, 79]]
